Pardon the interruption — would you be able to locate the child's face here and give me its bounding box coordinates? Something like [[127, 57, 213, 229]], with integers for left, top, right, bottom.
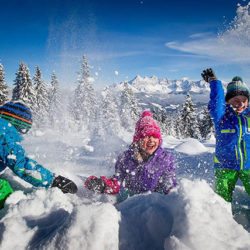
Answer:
[[139, 136, 160, 155], [227, 95, 249, 114]]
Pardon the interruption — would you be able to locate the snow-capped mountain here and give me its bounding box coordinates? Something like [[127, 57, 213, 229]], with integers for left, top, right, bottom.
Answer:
[[115, 75, 211, 95], [111, 75, 217, 108]]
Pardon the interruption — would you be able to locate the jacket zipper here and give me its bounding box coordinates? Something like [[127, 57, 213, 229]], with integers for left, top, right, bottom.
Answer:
[[237, 116, 244, 170]]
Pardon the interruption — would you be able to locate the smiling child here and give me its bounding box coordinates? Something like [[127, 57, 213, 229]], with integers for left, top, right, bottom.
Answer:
[[202, 69, 250, 202], [85, 110, 177, 201]]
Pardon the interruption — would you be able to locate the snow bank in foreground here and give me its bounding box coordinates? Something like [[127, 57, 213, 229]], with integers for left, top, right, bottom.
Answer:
[[65, 202, 120, 250], [117, 179, 250, 250], [0, 188, 120, 250], [0, 177, 249, 250], [174, 179, 250, 250]]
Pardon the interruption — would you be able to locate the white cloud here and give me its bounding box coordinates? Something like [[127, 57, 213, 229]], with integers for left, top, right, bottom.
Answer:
[[166, 37, 250, 63], [189, 32, 213, 39], [114, 70, 119, 76], [166, 3, 250, 64]]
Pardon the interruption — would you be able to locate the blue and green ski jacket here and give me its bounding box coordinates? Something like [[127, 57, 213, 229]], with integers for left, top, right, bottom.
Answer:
[[209, 79, 250, 171], [0, 118, 54, 187]]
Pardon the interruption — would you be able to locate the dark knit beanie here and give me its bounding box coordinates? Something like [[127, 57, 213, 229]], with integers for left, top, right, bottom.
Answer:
[[0, 102, 32, 133], [225, 76, 250, 102]]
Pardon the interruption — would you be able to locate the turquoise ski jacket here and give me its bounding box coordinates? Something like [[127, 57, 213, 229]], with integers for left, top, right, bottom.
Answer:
[[0, 118, 54, 187], [209, 79, 250, 170]]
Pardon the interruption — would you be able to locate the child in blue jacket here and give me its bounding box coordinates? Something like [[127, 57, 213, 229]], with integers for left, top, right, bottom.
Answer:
[[0, 101, 77, 207], [202, 68, 250, 202]]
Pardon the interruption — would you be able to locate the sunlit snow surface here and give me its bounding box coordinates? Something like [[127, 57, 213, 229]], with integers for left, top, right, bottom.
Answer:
[[0, 129, 250, 250]]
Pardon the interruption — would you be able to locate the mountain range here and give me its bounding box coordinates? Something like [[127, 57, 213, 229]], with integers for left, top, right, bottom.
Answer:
[[127, 75, 210, 95], [111, 75, 225, 109]]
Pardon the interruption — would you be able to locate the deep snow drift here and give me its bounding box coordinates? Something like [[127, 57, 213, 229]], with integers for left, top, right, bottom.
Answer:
[[0, 129, 250, 250]]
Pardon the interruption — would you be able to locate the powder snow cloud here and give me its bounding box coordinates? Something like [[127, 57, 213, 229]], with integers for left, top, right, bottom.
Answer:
[[165, 3, 250, 64]]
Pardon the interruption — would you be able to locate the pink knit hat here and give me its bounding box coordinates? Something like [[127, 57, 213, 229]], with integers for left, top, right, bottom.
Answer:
[[133, 110, 162, 143]]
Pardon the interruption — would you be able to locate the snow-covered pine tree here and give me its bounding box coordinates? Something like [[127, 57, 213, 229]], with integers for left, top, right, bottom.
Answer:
[[198, 107, 214, 140], [165, 114, 177, 137], [119, 82, 140, 131], [72, 55, 97, 131], [48, 71, 62, 127], [174, 108, 184, 138], [0, 63, 9, 104], [93, 96, 106, 140], [100, 87, 121, 136], [33, 66, 49, 126], [12, 62, 36, 109], [151, 105, 169, 136], [178, 94, 201, 139]]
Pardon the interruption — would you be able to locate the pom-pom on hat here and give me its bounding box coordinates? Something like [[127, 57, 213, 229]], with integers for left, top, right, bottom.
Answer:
[[133, 110, 162, 143], [225, 76, 250, 102], [0, 101, 32, 134]]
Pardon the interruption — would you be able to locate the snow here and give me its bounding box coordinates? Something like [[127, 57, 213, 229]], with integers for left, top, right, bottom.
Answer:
[[0, 127, 250, 250], [117, 179, 250, 250], [125, 75, 210, 95], [112, 75, 211, 100], [175, 138, 209, 155], [87, 77, 95, 83]]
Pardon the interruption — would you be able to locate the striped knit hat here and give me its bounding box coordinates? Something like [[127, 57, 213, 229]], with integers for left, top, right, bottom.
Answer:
[[0, 102, 32, 133], [225, 76, 250, 102]]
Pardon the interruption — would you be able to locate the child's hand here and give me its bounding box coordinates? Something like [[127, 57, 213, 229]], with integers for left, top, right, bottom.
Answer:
[[51, 175, 78, 194], [84, 176, 120, 194], [201, 68, 217, 83], [84, 176, 106, 193]]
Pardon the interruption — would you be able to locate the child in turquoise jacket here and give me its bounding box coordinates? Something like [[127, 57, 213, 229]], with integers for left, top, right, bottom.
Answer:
[[202, 68, 250, 202], [0, 101, 77, 207]]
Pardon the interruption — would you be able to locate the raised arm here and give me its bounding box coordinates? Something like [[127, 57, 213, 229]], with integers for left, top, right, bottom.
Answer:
[[201, 68, 225, 124]]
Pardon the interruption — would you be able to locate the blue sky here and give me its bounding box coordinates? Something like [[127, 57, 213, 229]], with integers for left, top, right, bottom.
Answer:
[[0, 0, 249, 88]]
